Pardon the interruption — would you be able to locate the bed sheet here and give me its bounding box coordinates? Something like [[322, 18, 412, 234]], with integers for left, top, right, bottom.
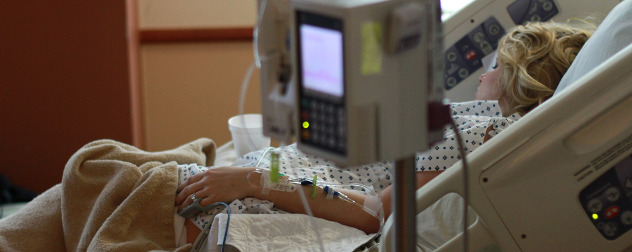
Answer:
[[194, 141, 381, 251], [210, 141, 462, 252]]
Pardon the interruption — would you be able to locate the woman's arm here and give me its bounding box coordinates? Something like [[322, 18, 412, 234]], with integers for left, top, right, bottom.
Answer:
[[251, 178, 381, 234], [175, 166, 380, 234], [175, 166, 443, 238]]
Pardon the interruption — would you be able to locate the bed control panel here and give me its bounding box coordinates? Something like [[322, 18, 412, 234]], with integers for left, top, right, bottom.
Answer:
[[579, 156, 632, 240], [444, 17, 505, 90], [507, 0, 559, 25]]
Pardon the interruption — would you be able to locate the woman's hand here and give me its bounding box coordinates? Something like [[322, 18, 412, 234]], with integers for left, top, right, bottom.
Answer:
[[175, 166, 259, 211]]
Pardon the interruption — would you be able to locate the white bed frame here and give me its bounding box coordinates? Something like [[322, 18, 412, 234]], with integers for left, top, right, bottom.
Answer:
[[382, 18, 632, 252]]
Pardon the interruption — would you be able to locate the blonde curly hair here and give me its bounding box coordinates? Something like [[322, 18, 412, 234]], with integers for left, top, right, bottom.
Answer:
[[497, 20, 596, 116]]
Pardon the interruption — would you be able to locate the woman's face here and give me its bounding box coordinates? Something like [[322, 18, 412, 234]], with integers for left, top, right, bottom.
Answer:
[[476, 62, 515, 115], [475, 65, 502, 100]]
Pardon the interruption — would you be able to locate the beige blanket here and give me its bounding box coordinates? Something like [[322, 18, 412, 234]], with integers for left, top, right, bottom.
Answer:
[[0, 138, 216, 251]]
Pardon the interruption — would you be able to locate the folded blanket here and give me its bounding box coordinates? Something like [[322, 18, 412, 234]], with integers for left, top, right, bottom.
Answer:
[[208, 213, 375, 252], [0, 138, 216, 251]]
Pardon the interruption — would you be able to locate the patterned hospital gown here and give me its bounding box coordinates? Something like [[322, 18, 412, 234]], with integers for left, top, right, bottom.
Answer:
[[178, 100, 520, 230]]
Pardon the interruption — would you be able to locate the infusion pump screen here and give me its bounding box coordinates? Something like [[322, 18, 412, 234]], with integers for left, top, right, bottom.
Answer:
[[297, 12, 344, 99]]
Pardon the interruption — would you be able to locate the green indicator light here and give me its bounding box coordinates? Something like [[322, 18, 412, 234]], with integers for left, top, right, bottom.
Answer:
[[592, 213, 599, 220], [303, 121, 310, 129]]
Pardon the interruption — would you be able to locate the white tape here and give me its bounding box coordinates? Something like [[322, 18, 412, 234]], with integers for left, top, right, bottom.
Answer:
[[326, 186, 335, 199], [260, 169, 297, 194], [362, 195, 382, 217]]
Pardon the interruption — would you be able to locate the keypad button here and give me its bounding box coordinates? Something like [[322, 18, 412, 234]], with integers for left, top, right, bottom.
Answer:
[[301, 98, 309, 108], [446, 51, 458, 62], [302, 130, 310, 140], [588, 199, 603, 213], [327, 138, 336, 148], [458, 68, 469, 78], [605, 187, 621, 202], [603, 222, 618, 237], [301, 111, 310, 120], [542, 1, 553, 11], [446, 77, 458, 88], [473, 32, 485, 43], [605, 206, 620, 219], [488, 24, 501, 36], [479, 41, 494, 54], [300, 96, 345, 153], [621, 210, 632, 225]]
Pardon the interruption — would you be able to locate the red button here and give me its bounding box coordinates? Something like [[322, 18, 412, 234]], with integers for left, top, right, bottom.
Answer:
[[465, 50, 477, 61], [301, 111, 310, 119], [302, 130, 311, 140], [605, 206, 620, 219]]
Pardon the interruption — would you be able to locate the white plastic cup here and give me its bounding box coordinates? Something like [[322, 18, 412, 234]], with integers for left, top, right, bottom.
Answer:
[[228, 114, 271, 157]]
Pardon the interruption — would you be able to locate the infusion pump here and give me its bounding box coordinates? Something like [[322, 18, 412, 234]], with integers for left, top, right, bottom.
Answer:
[[257, 0, 446, 167]]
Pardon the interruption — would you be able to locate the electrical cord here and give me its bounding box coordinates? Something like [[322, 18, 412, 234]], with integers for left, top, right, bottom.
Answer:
[[238, 61, 259, 154], [253, 0, 268, 69], [190, 202, 231, 252]]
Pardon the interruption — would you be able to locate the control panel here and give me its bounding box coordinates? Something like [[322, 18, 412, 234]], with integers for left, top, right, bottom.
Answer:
[[296, 11, 347, 156], [508, 0, 560, 24], [299, 97, 347, 155], [444, 17, 505, 90], [580, 156, 632, 240]]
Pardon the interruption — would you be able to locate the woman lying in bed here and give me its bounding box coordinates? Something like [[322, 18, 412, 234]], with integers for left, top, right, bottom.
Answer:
[[176, 20, 596, 244]]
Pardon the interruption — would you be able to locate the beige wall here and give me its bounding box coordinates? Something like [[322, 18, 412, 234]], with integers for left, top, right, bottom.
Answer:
[[139, 1, 261, 151], [140, 0, 257, 29], [141, 42, 261, 151]]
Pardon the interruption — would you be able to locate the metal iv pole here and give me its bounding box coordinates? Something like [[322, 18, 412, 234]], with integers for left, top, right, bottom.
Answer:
[[391, 0, 443, 250], [393, 156, 418, 252]]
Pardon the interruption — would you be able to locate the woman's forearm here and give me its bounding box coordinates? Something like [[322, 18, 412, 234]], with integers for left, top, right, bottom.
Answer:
[[249, 172, 381, 234]]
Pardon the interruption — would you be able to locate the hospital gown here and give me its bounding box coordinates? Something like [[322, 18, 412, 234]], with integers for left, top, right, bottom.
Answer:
[[177, 100, 521, 231]]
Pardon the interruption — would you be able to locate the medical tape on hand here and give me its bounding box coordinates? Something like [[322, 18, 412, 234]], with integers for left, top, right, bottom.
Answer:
[[259, 169, 297, 194], [362, 195, 382, 217]]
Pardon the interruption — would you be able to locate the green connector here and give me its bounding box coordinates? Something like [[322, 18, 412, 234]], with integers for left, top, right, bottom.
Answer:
[[270, 151, 280, 182], [311, 175, 318, 198]]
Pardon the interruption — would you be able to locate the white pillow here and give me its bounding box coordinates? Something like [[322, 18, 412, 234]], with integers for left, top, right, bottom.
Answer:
[[555, 0, 632, 95]]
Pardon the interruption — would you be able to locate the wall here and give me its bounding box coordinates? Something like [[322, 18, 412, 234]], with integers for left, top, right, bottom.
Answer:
[[139, 0, 261, 151], [141, 42, 261, 150], [0, 1, 133, 193], [140, 0, 256, 29]]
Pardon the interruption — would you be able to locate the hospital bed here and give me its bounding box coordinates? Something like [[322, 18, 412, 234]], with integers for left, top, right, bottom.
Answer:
[[380, 0, 632, 250], [219, 0, 632, 251], [3, 0, 631, 251], [215, 0, 632, 250]]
